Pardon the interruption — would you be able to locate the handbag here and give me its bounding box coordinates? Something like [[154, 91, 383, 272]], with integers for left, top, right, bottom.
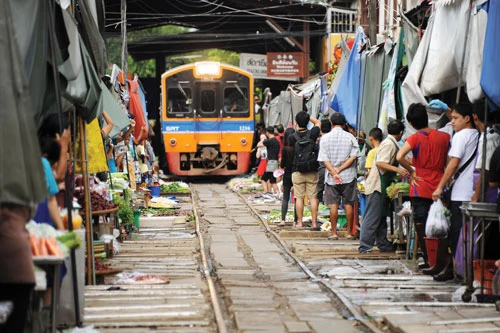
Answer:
[[266, 160, 279, 173], [441, 145, 478, 206]]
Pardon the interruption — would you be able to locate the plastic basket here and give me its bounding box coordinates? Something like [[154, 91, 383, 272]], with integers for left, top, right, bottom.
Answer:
[[473, 260, 497, 295], [133, 210, 141, 229], [424, 237, 438, 268], [338, 214, 347, 229], [149, 185, 161, 198], [359, 194, 366, 216]]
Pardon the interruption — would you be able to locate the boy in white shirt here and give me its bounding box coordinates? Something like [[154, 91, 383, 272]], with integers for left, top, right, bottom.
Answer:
[[432, 103, 479, 282]]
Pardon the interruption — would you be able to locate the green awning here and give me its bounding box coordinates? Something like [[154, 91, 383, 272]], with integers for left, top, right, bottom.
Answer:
[[1, 0, 46, 206]]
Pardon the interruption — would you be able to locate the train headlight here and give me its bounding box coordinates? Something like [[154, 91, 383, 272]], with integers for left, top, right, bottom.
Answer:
[[169, 138, 177, 146], [195, 62, 221, 77], [240, 138, 248, 146]]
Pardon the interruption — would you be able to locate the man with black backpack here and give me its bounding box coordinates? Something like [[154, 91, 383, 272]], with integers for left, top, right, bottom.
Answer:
[[318, 112, 359, 240], [289, 111, 321, 228]]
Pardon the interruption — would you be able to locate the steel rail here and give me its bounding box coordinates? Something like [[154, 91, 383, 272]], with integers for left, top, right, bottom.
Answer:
[[234, 190, 384, 333], [191, 186, 228, 333]]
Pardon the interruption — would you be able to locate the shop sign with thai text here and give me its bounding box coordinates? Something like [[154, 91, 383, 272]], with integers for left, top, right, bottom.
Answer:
[[266, 52, 305, 78], [239, 53, 268, 79]]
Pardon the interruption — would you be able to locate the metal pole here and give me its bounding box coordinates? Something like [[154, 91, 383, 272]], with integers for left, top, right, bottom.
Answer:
[[368, 0, 377, 42], [455, 1, 473, 104], [47, 0, 81, 324], [479, 103, 488, 202], [121, 0, 128, 85], [327, 7, 332, 69], [81, 119, 95, 285]]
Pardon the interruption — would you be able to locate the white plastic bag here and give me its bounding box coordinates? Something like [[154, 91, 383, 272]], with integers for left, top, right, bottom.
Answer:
[[425, 199, 449, 237]]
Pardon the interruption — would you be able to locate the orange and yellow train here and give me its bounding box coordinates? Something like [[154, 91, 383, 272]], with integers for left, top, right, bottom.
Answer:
[[161, 62, 255, 176]]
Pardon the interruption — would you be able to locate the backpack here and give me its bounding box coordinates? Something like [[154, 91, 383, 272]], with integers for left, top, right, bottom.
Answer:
[[293, 131, 319, 172]]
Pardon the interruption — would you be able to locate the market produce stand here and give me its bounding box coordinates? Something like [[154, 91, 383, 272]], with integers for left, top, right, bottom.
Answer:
[[33, 256, 65, 333], [460, 202, 499, 302], [387, 183, 411, 255], [92, 206, 119, 235], [394, 191, 415, 259]]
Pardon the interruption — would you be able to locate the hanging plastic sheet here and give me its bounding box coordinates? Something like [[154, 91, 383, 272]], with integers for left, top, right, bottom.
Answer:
[[327, 39, 351, 114], [8, 0, 48, 119], [319, 75, 329, 117], [128, 78, 149, 139], [97, 82, 130, 139], [330, 27, 366, 127], [60, 8, 83, 82], [0, 0, 46, 205], [74, 0, 107, 76], [267, 94, 283, 127], [463, 3, 487, 104], [402, 15, 445, 132], [419, 1, 469, 96], [74, 40, 102, 123], [137, 77, 149, 123], [267, 89, 302, 128], [75, 117, 108, 174], [359, 40, 393, 133], [480, 0, 500, 110], [296, 79, 321, 119], [401, 11, 419, 69], [378, 34, 404, 133]]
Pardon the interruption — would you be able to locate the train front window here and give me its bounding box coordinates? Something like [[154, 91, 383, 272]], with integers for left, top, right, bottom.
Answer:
[[167, 87, 192, 116], [224, 86, 249, 115], [200, 90, 215, 113]]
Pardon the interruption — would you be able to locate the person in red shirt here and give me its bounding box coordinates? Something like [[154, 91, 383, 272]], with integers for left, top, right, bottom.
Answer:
[[397, 103, 450, 271]]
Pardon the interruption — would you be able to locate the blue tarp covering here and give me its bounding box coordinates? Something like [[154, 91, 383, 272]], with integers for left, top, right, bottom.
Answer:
[[329, 26, 366, 127], [480, 0, 500, 110], [320, 74, 328, 117]]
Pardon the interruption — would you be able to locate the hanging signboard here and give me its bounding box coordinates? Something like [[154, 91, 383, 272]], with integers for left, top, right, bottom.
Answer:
[[239, 53, 268, 79], [239, 53, 298, 81], [267, 52, 305, 78]]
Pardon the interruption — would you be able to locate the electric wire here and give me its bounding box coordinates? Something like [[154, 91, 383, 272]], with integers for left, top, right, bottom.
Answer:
[[198, 0, 328, 24], [105, 1, 328, 27]]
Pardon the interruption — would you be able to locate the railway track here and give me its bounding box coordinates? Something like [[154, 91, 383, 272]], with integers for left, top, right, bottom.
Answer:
[[83, 182, 497, 332]]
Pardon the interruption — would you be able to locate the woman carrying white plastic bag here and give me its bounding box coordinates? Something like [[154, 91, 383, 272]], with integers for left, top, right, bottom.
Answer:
[[425, 199, 449, 238], [421, 199, 453, 279]]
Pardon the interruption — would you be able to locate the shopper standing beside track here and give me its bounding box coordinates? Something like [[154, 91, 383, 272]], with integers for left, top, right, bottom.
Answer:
[[318, 112, 358, 240], [316, 119, 332, 204], [397, 103, 450, 269], [257, 126, 281, 195], [432, 103, 479, 282], [279, 128, 297, 227], [359, 120, 408, 252], [289, 111, 321, 229]]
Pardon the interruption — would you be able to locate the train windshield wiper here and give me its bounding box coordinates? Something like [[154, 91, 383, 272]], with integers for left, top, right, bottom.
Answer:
[[177, 83, 191, 105], [233, 83, 248, 101]]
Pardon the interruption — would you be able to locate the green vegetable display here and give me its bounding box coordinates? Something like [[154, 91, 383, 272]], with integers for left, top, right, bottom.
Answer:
[[117, 189, 134, 225], [160, 182, 190, 193], [386, 182, 410, 199], [141, 208, 176, 216], [57, 231, 83, 249]]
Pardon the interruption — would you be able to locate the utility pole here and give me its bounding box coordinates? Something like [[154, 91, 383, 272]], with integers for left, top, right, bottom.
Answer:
[[326, 7, 332, 70], [368, 0, 377, 42], [121, 0, 128, 82]]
